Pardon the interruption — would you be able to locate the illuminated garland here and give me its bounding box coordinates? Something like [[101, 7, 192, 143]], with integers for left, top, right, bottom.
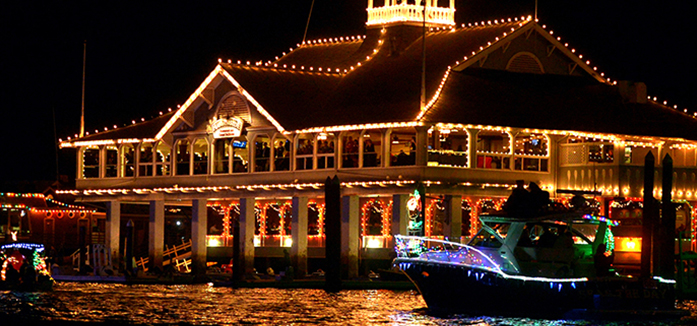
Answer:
[[360, 198, 392, 238]]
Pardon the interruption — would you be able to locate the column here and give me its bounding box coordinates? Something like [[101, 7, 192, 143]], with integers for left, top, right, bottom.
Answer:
[[239, 197, 256, 274], [191, 199, 208, 276], [291, 196, 308, 278], [415, 126, 428, 166], [467, 128, 480, 168], [105, 200, 120, 269], [149, 200, 165, 271], [445, 195, 462, 241], [341, 195, 360, 279], [391, 194, 409, 238]]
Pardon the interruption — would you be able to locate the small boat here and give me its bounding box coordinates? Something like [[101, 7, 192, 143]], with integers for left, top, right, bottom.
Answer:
[[1, 242, 54, 291], [393, 211, 681, 318]]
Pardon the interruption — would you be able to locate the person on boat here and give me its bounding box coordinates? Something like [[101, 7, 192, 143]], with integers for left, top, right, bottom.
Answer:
[[538, 226, 558, 247], [594, 242, 614, 277], [528, 182, 550, 215], [504, 180, 533, 218]]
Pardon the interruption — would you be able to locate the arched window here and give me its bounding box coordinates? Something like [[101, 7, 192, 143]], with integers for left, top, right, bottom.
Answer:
[[273, 138, 290, 171], [296, 134, 314, 170], [232, 137, 249, 173], [513, 133, 549, 172], [341, 131, 360, 168], [175, 139, 190, 175], [308, 202, 325, 247], [317, 133, 335, 169], [214, 139, 231, 174], [362, 130, 381, 167], [155, 141, 171, 176], [105, 146, 118, 178], [121, 144, 135, 177], [192, 139, 208, 175], [254, 135, 270, 172], [426, 197, 446, 237], [476, 129, 511, 169], [390, 131, 416, 166], [138, 143, 154, 176], [361, 199, 391, 248], [82, 147, 100, 178]]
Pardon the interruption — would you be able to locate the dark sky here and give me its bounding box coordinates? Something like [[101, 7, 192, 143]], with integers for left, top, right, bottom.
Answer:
[[1, 1, 694, 186]]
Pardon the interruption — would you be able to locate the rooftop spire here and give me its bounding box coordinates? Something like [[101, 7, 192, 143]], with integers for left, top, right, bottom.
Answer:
[[366, 0, 455, 28]]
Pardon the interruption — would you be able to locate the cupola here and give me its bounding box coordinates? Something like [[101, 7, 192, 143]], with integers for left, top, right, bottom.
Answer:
[[366, 0, 456, 29]]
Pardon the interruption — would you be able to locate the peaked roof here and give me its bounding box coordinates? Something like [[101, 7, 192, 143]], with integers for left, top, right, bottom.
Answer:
[[60, 17, 697, 148]]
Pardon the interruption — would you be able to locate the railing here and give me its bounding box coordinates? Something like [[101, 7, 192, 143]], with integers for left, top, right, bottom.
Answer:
[[428, 149, 467, 167], [394, 235, 500, 273], [367, 5, 455, 26]]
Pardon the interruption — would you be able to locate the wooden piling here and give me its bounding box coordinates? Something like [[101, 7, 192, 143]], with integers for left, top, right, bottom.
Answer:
[[641, 152, 655, 278], [325, 176, 342, 292]]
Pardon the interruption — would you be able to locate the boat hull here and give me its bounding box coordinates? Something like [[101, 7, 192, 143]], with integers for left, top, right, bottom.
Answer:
[[395, 258, 676, 317]]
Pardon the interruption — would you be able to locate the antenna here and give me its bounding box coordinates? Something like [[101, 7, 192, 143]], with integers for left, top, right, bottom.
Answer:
[[80, 40, 86, 138], [302, 0, 316, 44], [535, 0, 538, 21], [420, 0, 427, 111]]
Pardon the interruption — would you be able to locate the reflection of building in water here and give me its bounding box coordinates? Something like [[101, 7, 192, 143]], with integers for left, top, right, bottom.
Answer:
[[58, 1, 697, 278]]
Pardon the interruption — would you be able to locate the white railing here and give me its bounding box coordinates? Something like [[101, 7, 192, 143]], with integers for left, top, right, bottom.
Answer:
[[367, 5, 455, 26]]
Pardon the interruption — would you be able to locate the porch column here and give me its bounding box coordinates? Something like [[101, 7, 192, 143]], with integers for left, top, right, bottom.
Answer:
[[291, 196, 308, 278], [445, 195, 462, 241], [391, 194, 409, 239], [415, 126, 428, 166], [149, 200, 165, 271], [105, 200, 120, 269], [239, 197, 256, 274], [467, 128, 480, 168], [342, 195, 360, 279], [191, 199, 208, 276]]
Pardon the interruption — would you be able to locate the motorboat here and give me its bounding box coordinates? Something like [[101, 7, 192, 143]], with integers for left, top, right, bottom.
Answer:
[[393, 211, 679, 317], [1, 242, 54, 291]]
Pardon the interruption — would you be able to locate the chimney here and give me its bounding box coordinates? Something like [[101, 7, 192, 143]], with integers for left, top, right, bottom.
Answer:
[[618, 80, 647, 104]]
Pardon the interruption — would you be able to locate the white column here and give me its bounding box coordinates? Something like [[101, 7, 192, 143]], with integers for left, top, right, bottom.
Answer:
[[105, 201, 120, 268], [149, 200, 165, 270], [191, 199, 208, 276], [467, 128, 480, 168], [291, 196, 308, 278], [342, 195, 360, 279], [239, 197, 256, 274]]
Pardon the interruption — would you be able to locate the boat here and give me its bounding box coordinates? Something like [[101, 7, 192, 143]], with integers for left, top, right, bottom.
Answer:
[[393, 211, 681, 318], [0, 242, 55, 291]]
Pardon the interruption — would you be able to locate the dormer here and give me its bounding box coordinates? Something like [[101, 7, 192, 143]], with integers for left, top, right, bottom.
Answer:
[[366, 0, 455, 29]]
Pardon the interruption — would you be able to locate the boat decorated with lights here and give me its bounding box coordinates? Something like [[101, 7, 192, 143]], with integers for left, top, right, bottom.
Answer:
[[1, 242, 54, 291], [393, 210, 678, 317]]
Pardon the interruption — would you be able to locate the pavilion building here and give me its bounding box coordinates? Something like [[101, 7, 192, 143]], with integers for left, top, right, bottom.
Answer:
[[58, 1, 697, 278]]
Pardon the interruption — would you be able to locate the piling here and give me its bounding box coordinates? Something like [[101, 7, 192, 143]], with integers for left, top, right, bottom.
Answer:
[[325, 176, 342, 292], [641, 152, 655, 278], [661, 154, 675, 280]]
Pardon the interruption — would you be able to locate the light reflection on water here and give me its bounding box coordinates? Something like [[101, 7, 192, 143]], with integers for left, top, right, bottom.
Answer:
[[1, 283, 697, 325]]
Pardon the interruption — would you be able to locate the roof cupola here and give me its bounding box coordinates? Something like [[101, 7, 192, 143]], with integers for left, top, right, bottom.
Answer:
[[366, 0, 455, 28]]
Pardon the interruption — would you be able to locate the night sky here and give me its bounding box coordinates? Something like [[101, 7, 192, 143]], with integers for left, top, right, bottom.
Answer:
[[1, 1, 694, 187]]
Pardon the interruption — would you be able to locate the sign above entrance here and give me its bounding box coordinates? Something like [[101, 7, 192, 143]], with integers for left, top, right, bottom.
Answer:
[[211, 116, 244, 139]]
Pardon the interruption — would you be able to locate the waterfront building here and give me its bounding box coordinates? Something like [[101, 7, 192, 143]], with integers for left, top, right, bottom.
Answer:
[[58, 1, 697, 277]]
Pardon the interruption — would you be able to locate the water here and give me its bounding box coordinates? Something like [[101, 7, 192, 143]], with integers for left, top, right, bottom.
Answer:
[[2, 283, 697, 325]]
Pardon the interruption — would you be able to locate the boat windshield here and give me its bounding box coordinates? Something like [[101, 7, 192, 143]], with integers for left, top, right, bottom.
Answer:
[[469, 222, 510, 248]]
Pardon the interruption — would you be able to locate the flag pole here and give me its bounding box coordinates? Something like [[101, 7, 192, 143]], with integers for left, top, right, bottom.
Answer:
[[80, 40, 86, 138]]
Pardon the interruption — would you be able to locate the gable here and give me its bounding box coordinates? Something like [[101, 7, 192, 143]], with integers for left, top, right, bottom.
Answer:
[[454, 23, 606, 83]]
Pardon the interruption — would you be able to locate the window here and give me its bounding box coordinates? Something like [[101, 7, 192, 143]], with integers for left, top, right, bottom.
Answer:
[[342, 132, 360, 168], [362, 131, 381, 167], [82, 147, 100, 178], [232, 137, 249, 173], [193, 139, 208, 175], [155, 141, 171, 176], [121, 144, 135, 177], [214, 139, 230, 174], [513, 133, 549, 172], [476, 130, 510, 169], [296, 135, 314, 170], [428, 128, 468, 167], [138, 143, 154, 176], [254, 135, 270, 172], [317, 133, 335, 169], [273, 138, 290, 171], [105, 146, 118, 177], [390, 131, 416, 166], [175, 139, 190, 175]]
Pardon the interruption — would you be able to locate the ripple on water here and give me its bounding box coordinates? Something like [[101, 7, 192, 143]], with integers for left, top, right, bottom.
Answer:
[[2, 284, 697, 325]]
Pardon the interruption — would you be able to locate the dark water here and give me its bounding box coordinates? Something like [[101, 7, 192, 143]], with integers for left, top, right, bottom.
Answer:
[[3, 283, 697, 325]]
